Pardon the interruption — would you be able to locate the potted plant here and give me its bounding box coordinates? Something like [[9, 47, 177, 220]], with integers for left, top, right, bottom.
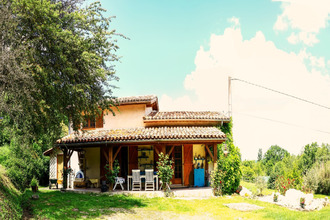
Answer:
[[273, 193, 278, 202], [30, 177, 39, 193], [62, 166, 73, 189], [300, 197, 305, 209], [156, 153, 174, 193], [104, 160, 120, 192]]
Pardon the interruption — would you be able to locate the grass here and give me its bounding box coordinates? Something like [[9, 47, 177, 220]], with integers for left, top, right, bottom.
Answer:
[[23, 188, 330, 220], [22, 189, 146, 219], [241, 180, 275, 195], [0, 165, 23, 219]]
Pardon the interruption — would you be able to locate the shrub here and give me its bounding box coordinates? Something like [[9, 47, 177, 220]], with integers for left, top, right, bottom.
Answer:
[[216, 121, 242, 194], [255, 176, 267, 196], [104, 160, 120, 186], [30, 177, 38, 187], [210, 168, 225, 196], [241, 166, 255, 182], [156, 152, 174, 191], [275, 176, 295, 195], [303, 161, 330, 195]]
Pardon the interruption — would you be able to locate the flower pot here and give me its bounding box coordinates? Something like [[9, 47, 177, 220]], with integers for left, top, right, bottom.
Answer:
[[31, 185, 38, 193]]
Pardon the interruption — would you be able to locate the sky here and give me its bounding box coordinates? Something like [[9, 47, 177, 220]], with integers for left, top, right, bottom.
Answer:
[[99, 0, 330, 160]]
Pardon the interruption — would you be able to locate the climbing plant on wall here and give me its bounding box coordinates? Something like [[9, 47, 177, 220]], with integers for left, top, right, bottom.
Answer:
[[214, 120, 242, 194]]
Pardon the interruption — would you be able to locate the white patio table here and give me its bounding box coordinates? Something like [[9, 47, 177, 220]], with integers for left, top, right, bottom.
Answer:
[[127, 175, 158, 191]]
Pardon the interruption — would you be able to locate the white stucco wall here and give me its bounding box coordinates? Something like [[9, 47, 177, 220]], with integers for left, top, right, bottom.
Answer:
[[48, 149, 79, 188]]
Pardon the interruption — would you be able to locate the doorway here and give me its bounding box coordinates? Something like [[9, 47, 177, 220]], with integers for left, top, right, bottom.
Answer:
[[169, 145, 182, 184]]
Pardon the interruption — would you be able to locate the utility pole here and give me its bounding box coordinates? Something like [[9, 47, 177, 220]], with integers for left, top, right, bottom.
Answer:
[[228, 76, 232, 117]]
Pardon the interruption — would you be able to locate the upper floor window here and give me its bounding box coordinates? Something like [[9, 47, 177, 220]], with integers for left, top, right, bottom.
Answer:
[[82, 112, 103, 130]]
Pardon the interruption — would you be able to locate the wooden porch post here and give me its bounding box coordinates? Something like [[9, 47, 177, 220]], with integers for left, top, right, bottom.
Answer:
[[109, 145, 113, 170], [213, 143, 218, 169], [161, 144, 166, 155], [62, 148, 68, 189]]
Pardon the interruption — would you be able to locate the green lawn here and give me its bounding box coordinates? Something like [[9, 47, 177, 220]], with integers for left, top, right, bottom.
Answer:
[[23, 188, 330, 220], [240, 180, 275, 196]]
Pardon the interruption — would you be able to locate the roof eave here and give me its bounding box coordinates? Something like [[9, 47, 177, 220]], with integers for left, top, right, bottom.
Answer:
[[55, 138, 227, 147]]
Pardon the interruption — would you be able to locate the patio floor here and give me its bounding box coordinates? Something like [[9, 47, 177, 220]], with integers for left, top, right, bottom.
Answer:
[[62, 186, 214, 198]]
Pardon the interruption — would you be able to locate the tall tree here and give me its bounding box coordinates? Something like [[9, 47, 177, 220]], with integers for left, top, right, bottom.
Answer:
[[257, 148, 262, 161], [0, 0, 120, 144], [0, 0, 121, 189], [263, 145, 289, 175]]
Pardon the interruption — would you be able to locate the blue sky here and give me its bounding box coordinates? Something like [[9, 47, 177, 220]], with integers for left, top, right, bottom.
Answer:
[[99, 0, 330, 160]]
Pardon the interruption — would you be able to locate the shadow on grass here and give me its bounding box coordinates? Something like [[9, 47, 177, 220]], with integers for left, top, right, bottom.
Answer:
[[22, 189, 146, 219]]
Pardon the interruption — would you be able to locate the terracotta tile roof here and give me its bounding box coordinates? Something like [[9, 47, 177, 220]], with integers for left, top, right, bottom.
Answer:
[[114, 95, 158, 105], [56, 126, 226, 144], [144, 111, 230, 121]]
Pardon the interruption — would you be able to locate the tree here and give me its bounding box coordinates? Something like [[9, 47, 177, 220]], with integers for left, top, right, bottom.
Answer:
[[0, 0, 121, 189], [300, 143, 319, 174], [263, 145, 289, 175], [257, 148, 262, 161]]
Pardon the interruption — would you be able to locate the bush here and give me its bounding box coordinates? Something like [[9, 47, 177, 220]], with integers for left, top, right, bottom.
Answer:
[[216, 121, 242, 194], [303, 161, 330, 195], [241, 166, 255, 182], [156, 152, 174, 190], [104, 160, 120, 185], [30, 177, 38, 187], [275, 176, 295, 195], [210, 167, 225, 196], [255, 176, 267, 196]]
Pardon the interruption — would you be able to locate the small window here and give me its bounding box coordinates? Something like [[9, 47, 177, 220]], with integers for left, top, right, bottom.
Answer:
[[82, 113, 103, 129]]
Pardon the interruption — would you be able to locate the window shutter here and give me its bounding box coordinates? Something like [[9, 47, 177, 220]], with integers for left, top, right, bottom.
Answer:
[[95, 112, 103, 128]]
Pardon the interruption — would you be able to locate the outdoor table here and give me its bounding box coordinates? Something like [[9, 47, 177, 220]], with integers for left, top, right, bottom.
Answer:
[[127, 175, 158, 191], [89, 179, 99, 188]]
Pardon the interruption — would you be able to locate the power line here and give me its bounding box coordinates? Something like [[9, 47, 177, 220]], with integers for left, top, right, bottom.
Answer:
[[234, 111, 330, 135], [231, 78, 330, 110]]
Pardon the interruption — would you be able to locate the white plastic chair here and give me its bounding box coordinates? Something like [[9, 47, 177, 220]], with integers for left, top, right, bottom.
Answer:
[[145, 169, 154, 191], [132, 169, 141, 191], [113, 177, 125, 190]]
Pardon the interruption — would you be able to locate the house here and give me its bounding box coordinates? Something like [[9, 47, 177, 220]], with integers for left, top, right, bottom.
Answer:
[[44, 95, 229, 188]]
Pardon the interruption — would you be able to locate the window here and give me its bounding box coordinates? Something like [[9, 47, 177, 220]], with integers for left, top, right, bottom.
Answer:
[[82, 112, 103, 129]]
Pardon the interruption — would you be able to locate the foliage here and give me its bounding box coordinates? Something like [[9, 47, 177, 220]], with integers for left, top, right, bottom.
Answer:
[[263, 145, 289, 175], [30, 177, 39, 187], [300, 197, 305, 208], [241, 164, 256, 182], [62, 165, 73, 189], [274, 176, 295, 195], [300, 143, 318, 174], [104, 160, 120, 185], [257, 148, 262, 161], [273, 193, 278, 202], [0, 165, 23, 220], [0, 0, 121, 140], [303, 160, 330, 195], [1, 140, 49, 191], [255, 176, 267, 196], [210, 167, 225, 196], [0, 0, 121, 190], [216, 120, 242, 194], [156, 153, 174, 189]]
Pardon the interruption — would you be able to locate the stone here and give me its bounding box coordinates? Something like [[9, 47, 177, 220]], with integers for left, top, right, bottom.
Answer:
[[304, 193, 313, 206], [224, 203, 264, 211], [285, 189, 304, 207], [31, 194, 39, 200], [239, 187, 252, 197]]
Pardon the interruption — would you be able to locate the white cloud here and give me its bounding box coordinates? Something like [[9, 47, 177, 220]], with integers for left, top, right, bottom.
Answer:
[[228, 17, 240, 28], [273, 0, 330, 46], [160, 25, 330, 160]]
